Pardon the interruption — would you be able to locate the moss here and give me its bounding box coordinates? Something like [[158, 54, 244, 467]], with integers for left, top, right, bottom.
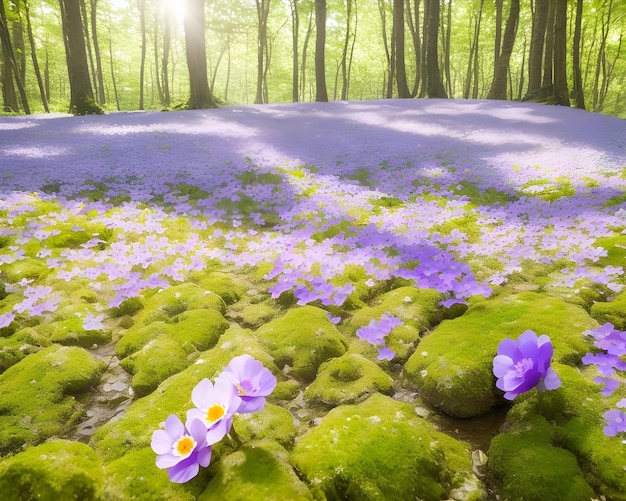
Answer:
[[194, 271, 247, 305], [49, 317, 112, 348], [199, 440, 313, 501], [145, 283, 226, 317], [1, 257, 50, 281], [233, 403, 297, 449], [0, 345, 104, 455], [403, 292, 597, 418], [593, 234, 626, 268], [108, 296, 145, 318], [102, 447, 204, 500], [304, 353, 393, 406], [0, 440, 105, 501], [452, 181, 517, 206], [255, 306, 348, 381], [116, 321, 171, 359], [290, 393, 485, 501], [590, 290, 626, 330], [231, 301, 280, 329]]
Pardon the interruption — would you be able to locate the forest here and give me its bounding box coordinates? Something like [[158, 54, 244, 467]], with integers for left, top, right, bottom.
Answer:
[[0, 0, 624, 117]]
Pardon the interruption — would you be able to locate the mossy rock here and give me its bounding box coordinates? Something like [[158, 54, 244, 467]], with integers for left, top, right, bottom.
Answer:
[[108, 296, 145, 318], [0, 327, 50, 373], [403, 292, 597, 418], [489, 364, 626, 500], [199, 440, 313, 501], [102, 447, 206, 500], [116, 321, 172, 359], [348, 286, 444, 334], [170, 308, 231, 352], [0, 345, 104, 455], [0, 440, 105, 501], [233, 403, 297, 449], [304, 353, 393, 406], [255, 306, 348, 381], [144, 282, 226, 317], [231, 300, 280, 329], [194, 270, 247, 305], [1, 257, 50, 281], [290, 393, 485, 501], [91, 327, 280, 462], [590, 290, 626, 330], [49, 317, 112, 348]]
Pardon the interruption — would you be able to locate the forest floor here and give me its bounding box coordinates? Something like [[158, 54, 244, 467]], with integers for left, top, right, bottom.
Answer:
[[0, 99, 625, 500]]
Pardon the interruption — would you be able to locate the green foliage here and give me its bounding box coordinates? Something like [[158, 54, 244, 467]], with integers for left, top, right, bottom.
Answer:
[[71, 97, 104, 116]]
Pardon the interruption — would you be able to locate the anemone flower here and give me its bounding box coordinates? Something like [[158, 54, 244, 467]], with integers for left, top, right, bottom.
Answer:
[[218, 354, 277, 413], [187, 377, 242, 443], [151, 415, 212, 483], [493, 330, 561, 400]]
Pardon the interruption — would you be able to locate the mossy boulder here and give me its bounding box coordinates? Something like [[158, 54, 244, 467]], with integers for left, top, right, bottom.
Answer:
[[1, 257, 50, 281], [403, 292, 597, 418], [143, 282, 226, 317], [194, 270, 247, 305], [0, 327, 50, 373], [198, 440, 313, 501], [304, 353, 393, 406], [590, 290, 626, 330], [49, 317, 112, 348], [488, 364, 626, 500], [0, 440, 105, 501], [255, 306, 348, 381], [290, 393, 485, 501], [0, 345, 104, 455], [233, 403, 297, 449]]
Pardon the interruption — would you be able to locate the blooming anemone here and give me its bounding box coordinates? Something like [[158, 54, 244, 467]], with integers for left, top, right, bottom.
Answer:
[[187, 377, 242, 443], [218, 354, 277, 413], [150, 415, 212, 483], [492, 330, 561, 400]]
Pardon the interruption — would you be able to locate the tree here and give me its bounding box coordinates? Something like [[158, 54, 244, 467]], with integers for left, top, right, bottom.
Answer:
[[184, 0, 216, 109], [315, 0, 328, 102], [255, 0, 271, 104], [571, 0, 585, 109], [552, 0, 569, 105], [525, 0, 549, 99], [289, 0, 299, 102], [23, 0, 49, 112], [138, 0, 146, 110], [422, 0, 446, 98], [392, 0, 410, 97], [59, 0, 98, 114], [90, 0, 105, 105], [487, 0, 520, 100]]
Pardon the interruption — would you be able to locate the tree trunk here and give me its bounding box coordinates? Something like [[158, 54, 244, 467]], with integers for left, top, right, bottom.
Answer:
[[79, 0, 97, 102], [423, 0, 446, 98], [24, 0, 49, 112], [0, 6, 19, 112], [379, 0, 393, 98], [494, 0, 503, 68], [90, 0, 105, 105], [525, 0, 549, 99], [138, 0, 146, 110], [10, 9, 25, 84], [393, 0, 410, 97], [162, 12, 171, 106], [108, 29, 120, 110], [60, 0, 95, 114], [487, 0, 519, 100], [314, 0, 328, 102], [542, 0, 555, 89], [255, 0, 270, 104], [340, 0, 354, 100], [184, 0, 216, 109], [552, 0, 569, 105], [571, 0, 585, 109], [443, 0, 452, 97], [290, 0, 299, 102], [301, 8, 313, 101], [405, 0, 420, 97], [464, 0, 484, 100]]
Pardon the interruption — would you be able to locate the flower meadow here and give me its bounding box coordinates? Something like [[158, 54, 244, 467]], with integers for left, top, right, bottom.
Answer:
[[0, 100, 625, 499]]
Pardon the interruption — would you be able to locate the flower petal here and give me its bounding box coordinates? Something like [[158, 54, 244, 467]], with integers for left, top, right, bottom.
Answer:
[[542, 367, 561, 390], [493, 355, 514, 378], [151, 429, 174, 455], [167, 456, 200, 483]]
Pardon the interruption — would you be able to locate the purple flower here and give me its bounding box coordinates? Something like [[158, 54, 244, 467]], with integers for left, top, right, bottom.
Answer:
[[187, 377, 242, 443], [377, 346, 395, 361], [493, 330, 561, 400], [218, 354, 277, 413], [603, 409, 626, 437], [151, 415, 212, 483]]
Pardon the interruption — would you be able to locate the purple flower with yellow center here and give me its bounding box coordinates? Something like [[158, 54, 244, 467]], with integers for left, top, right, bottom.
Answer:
[[493, 330, 561, 400], [187, 377, 242, 443], [150, 415, 212, 483], [218, 354, 277, 413]]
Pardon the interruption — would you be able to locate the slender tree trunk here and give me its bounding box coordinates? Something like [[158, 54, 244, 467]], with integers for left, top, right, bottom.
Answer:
[[340, 0, 353, 100], [464, 0, 484, 100], [108, 30, 119, 110], [487, 0, 520, 100], [290, 0, 299, 102], [153, 8, 163, 105], [379, 0, 393, 98], [255, 0, 270, 104], [405, 0, 420, 97], [315, 0, 328, 101], [60, 0, 95, 114], [10, 8, 25, 84], [79, 0, 97, 102], [300, 8, 313, 101], [526, 0, 549, 99], [90, 0, 105, 105], [423, 0, 446, 97], [23, 0, 49, 112], [542, 0, 556, 89], [393, 0, 410, 97], [443, 0, 452, 97], [571, 0, 585, 109], [0, 3, 19, 112], [162, 12, 171, 106], [184, 0, 216, 109], [599, 34, 621, 111], [494, 0, 503, 68], [138, 0, 146, 110], [552, 0, 569, 105]]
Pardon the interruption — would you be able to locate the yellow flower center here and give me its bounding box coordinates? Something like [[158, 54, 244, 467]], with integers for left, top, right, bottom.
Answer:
[[207, 404, 225, 423], [173, 435, 196, 458]]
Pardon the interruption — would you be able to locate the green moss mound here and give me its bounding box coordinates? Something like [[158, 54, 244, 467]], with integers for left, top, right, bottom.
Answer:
[[590, 290, 626, 330], [255, 306, 348, 381], [233, 403, 297, 449], [0, 440, 105, 501], [0, 327, 50, 374], [0, 345, 104, 455], [49, 317, 112, 348], [304, 353, 393, 406], [403, 292, 597, 418], [199, 440, 313, 500], [290, 393, 485, 501]]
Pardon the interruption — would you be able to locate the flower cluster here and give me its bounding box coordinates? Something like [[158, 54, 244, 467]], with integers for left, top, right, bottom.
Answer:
[[356, 313, 403, 361], [492, 330, 561, 400], [582, 323, 626, 437], [151, 355, 277, 482]]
